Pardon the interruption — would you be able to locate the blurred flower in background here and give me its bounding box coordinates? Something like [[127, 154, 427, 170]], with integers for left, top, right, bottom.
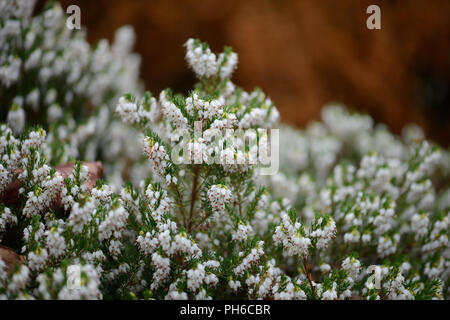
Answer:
[[42, 0, 449, 146]]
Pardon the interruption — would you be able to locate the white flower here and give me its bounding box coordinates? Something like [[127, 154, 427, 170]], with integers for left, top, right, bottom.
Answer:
[[228, 279, 241, 292], [7, 265, 30, 294], [159, 90, 188, 129], [151, 252, 171, 290], [218, 51, 238, 79], [27, 248, 49, 271], [320, 263, 331, 273], [68, 200, 96, 234], [187, 264, 206, 292], [7, 105, 25, 135], [45, 226, 66, 259], [142, 137, 170, 178], [0, 55, 21, 87], [116, 96, 139, 124], [24, 49, 42, 70], [207, 184, 232, 214], [98, 204, 128, 241], [47, 104, 63, 123], [232, 223, 253, 242], [273, 212, 311, 257], [342, 256, 361, 280], [185, 38, 218, 78]]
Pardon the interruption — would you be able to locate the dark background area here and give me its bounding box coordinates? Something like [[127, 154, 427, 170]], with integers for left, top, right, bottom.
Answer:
[[37, 0, 450, 146]]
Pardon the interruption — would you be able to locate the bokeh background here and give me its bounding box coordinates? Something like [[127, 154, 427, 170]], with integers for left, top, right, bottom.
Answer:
[[37, 0, 450, 146]]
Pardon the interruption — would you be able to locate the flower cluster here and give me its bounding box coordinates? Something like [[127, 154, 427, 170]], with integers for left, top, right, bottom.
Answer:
[[0, 0, 145, 189], [207, 184, 233, 214]]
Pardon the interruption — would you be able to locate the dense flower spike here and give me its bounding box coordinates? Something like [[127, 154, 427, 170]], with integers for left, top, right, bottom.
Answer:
[[207, 184, 233, 214], [185, 38, 219, 78], [0, 0, 144, 189]]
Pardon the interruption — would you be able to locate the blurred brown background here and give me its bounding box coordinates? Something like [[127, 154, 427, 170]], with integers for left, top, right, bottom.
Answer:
[[38, 0, 450, 146]]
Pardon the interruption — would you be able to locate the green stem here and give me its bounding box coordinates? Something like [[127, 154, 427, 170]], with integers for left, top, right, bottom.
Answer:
[[187, 165, 200, 232]]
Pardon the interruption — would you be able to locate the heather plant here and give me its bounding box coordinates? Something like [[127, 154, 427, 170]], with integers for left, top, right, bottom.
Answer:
[[0, 0, 449, 300], [0, 0, 146, 188]]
